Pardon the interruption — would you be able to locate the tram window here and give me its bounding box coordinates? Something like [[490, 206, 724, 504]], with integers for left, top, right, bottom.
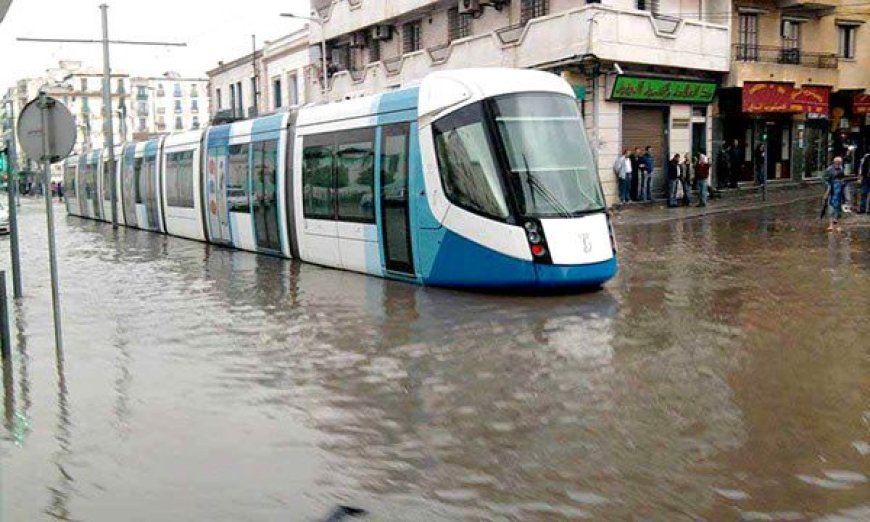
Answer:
[[64, 166, 77, 197], [134, 158, 145, 204], [103, 160, 111, 200], [166, 150, 195, 208], [302, 136, 336, 219], [433, 102, 510, 219], [335, 128, 375, 223], [227, 144, 251, 213]]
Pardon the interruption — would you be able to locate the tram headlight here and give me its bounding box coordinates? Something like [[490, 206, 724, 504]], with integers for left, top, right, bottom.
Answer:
[[523, 221, 539, 233], [527, 231, 542, 244]]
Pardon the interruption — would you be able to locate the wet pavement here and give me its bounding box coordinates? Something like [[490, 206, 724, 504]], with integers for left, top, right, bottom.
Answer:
[[1, 194, 868, 521]]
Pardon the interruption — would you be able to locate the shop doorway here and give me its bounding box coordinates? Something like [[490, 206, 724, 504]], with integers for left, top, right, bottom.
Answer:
[[622, 106, 669, 198]]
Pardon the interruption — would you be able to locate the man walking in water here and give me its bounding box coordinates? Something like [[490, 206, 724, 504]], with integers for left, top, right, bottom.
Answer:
[[641, 146, 655, 201]]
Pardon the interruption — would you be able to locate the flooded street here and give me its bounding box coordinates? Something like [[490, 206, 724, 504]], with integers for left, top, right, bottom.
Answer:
[[1, 196, 868, 521]]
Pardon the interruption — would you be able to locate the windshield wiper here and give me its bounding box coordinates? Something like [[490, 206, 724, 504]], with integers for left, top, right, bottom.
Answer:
[[520, 153, 572, 218]]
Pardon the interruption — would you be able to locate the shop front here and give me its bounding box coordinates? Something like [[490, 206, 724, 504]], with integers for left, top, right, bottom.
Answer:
[[611, 75, 717, 198], [719, 82, 832, 182]]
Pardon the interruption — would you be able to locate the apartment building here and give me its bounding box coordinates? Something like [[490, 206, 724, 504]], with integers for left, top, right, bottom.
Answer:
[[207, 30, 311, 124], [307, 0, 732, 199], [130, 73, 209, 141], [718, 1, 869, 180]]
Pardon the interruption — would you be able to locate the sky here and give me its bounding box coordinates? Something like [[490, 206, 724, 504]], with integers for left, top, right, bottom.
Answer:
[[0, 0, 311, 90]]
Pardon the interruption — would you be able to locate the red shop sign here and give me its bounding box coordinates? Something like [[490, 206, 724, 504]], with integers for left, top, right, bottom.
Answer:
[[742, 82, 830, 114], [854, 94, 870, 115]]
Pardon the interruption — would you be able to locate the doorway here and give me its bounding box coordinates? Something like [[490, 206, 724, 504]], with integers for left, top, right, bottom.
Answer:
[[380, 123, 414, 275]]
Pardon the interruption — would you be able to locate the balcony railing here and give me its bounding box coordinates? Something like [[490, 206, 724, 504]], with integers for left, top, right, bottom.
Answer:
[[733, 44, 837, 69]]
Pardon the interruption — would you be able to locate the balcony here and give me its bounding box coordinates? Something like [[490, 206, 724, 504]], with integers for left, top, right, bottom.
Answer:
[[728, 44, 839, 88], [733, 44, 837, 68], [318, 5, 730, 102], [317, 0, 437, 41]]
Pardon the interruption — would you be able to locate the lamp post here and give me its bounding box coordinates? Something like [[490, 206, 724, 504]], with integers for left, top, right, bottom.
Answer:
[[280, 12, 328, 96]]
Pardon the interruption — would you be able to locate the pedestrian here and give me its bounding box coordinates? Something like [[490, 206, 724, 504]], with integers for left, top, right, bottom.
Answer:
[[824, 156, 845, 184], [50, 180, 57, 197], [825, 167, 847, 232], [642, 145, 655, 201], [667, 153, 681, 207], [858, 152, 870, 214], [58, 181, 64, 202], [630, 147, 642, 201], [680, 152, 692, 206], [728, 139, 742, 188], [695, 153, 711, 207], [613, 149, 632, 204], [753, 143, 766, 186]]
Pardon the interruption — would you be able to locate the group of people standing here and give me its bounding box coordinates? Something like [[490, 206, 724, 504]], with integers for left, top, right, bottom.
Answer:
[[614, 146, 656, 204], [824, 152, 870, 232], [614, 146, 711, 208]]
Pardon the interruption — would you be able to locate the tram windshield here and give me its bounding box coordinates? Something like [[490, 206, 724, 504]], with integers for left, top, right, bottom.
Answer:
[[433, 93, 604, 221]]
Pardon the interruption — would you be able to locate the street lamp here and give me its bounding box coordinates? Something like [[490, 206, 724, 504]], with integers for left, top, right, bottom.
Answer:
[[280, 12, 328, 96]]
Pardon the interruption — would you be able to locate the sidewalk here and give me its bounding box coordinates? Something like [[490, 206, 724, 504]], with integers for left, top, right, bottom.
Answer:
[[610, 182, 829, 226]]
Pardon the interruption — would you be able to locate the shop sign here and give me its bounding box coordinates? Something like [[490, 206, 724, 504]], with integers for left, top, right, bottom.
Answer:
[[609, 76, 717, 103], [854, 94, 870, 115], [742, 82, 830, 114]]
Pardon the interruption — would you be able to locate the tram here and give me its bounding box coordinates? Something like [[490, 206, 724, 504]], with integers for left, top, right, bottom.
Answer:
[[63, 68, 617, 290]]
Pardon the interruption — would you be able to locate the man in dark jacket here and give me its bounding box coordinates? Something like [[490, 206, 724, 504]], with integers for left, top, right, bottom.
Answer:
[[629, 147, 641, 201], [641, 146, 655, 201], [728, 139, 742, 188]]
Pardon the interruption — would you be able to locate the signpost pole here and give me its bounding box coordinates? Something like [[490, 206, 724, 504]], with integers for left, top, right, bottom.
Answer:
[[38, 92, 64, 352]]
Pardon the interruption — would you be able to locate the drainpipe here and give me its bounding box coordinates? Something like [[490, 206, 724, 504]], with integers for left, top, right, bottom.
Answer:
[[588, 13, 601, 164]]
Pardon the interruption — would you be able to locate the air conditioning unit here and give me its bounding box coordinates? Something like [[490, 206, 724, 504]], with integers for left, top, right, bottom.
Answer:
[[350, 32, 367, 48], [370, 25, 392, 41], [459, 0, 482, 17]]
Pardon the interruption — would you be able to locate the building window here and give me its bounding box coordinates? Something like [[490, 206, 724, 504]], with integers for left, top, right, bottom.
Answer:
[[80, 78, 88, 91], [191, 99, 199, 113], [137, 101, 148, 114], [174, 100, 182, 113], [737, 13, 759, 61], [369, 38, 381, 63], [175, 116, 183, 130], [287, 73, 299, 105], [138, 117, 147, 132], [236, 81, 244, 115], [117, 79, 125, 94], [520, 0, 548, 25], [190, 84, 198, 97], [273, 77, 282, 108], [448, 8, 471, 42], [136, 86, 148, 100], [781, 20, 801, 64], [838, 24, 857, 59], [403, 20, 422, 53], [192, 116, 200, 129], [216, 88, 222, 109], [173, 83, 183, 97], [157, 83, 165, 97]]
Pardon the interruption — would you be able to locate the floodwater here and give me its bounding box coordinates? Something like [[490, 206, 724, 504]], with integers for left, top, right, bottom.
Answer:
[[1, 196, 868, 521]]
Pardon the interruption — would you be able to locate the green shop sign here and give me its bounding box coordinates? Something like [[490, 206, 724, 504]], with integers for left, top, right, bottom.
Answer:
[[610, 76, 717, 103]]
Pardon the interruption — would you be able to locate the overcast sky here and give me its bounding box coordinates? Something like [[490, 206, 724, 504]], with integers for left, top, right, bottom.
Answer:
[[0, 0, 311, 90]]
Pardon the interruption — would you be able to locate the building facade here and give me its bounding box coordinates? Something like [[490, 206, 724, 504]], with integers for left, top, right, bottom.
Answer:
[[306, 0, 732, 200], [207, 30, 310, 124], [717, 0, 869, 182], [207, 49, 264, 122], [129, 73, 209, 141]]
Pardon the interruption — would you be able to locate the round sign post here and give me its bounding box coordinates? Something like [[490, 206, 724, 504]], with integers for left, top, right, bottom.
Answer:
[[17, 93, 76, 353]]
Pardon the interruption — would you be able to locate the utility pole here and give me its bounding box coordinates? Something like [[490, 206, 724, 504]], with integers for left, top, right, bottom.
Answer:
[[251, 34, 259, 117], [17, 3, 186, 229], [100, 4, 118, 229], [2, 97, 22, 298]]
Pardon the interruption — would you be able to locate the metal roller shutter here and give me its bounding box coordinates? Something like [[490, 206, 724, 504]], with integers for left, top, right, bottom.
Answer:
[[622, 106, 669, 198]]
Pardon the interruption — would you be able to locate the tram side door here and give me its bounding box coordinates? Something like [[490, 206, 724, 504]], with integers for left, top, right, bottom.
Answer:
[[206, 146, 232, 244], [379, 123, 414, 275]]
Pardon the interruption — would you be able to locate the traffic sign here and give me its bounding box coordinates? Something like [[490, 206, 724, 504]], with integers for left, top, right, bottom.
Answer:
[[16, 96, 76, 163]]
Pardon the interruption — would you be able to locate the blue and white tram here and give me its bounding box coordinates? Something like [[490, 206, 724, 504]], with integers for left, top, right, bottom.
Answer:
[[65, 68, 617, 290]]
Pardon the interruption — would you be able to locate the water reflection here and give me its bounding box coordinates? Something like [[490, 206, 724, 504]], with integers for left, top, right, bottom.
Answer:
[[1, 198, 868, 520]]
